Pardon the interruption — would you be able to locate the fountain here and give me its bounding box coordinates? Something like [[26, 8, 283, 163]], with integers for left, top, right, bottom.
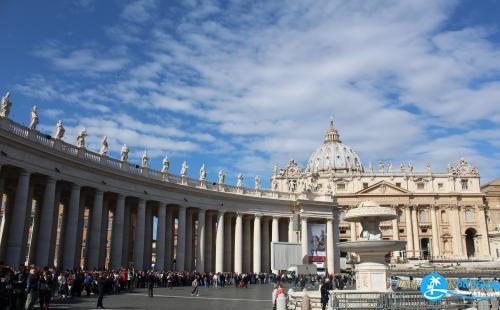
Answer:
[[338, 200, 405, 291]]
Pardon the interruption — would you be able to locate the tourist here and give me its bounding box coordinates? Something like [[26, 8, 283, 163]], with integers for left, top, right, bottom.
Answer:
[[39, 270, 53, 310], [96, 272, 106, 309], [25, 267, 39, 310], [147, 272, 155, 297], [191, 276, 199, 296], [320, 279, 332, 310]]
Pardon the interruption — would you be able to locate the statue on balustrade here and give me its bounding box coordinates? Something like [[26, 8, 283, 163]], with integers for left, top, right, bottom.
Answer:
[[218, 170, 225, 184], [142, 150, 149, 167], [99, 136, 108, 156], [407, 161, 414, 173], [120, 144, 129, 161], [199, 164, 207, 181], [76, 128, 87, 148], [387, 161, 393, 173], [273, 163, 278, 176], [29, 106, 38, 130], [161, 155, 169, 173], [400, 162, 405, 172], [378, 160, 384, 172], [368, 162, 373, 172], [236, 173, 243, 188], [0, 92, 11, 118], [54, 120, 65, 139], [181, 161, 188, 176], [426, 163, 431, 173], [254, 175, 261, 190]]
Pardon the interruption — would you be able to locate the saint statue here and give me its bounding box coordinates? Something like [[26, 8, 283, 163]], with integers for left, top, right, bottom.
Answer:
[[0, 92, 12, 118], [368, 162, 373, 172], [407, 162, 414, 172], [254, 175, 261, 190], [400, 162, 405, 172], [76, 128, 87, 148], [29, 106, 38, 130], [161, 155, 169, 173], [218, 170, 225, 184], [54, 120, 65, 140], [120, 144, 129, 161], [236, 173, 243, 188], [378, 160, 384, 172], [387, 161, 393, 173], [273, 163, 278, 176], [426, 163, 431, 173], [99, 136, 108, 156], [141, 150, 149, 167], [447, 163, 453, 173], [181, 161, 188, 176], [199, 164, 207, 181]]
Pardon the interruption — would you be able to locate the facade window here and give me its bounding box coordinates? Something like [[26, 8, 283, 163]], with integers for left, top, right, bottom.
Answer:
[[438, 183, 444, 190], [441, 210, 447, 223], [419, 210, 427, 222], [363, 183, 368, 189], [397, 210, 404, 223], [337, 183, 346, 190], [396, 183, 401, 187], [399, 229, 404, 234], [461, 179, 468, 190], [465, 209, 474, 223], [417, 182, 425, 190]]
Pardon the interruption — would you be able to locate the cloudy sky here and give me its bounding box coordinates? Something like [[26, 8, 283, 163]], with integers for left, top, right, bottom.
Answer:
[[1, 0, 499, 186]]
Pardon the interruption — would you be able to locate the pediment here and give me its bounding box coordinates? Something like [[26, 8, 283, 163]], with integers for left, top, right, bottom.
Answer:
[[356, 181, 411, 195]]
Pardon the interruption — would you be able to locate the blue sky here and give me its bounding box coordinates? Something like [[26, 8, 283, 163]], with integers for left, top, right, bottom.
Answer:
[[1, 0, 499, 186]]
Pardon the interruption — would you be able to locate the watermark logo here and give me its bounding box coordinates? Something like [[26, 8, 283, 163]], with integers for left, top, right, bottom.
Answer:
[[420, 272, 448, 302]]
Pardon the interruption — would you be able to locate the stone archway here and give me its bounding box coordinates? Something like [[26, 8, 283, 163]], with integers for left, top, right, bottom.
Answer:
[[465, 228, 477, 258]]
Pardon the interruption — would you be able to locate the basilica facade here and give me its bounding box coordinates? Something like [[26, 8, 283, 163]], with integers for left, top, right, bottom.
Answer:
[[0, 95, 495, 275]]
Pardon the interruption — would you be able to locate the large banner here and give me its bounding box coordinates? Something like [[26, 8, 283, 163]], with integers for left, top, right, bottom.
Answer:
[[308, 223, 326, 261]]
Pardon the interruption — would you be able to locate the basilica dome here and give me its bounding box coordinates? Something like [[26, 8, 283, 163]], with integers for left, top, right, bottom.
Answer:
[[305, 120, 363, 173]]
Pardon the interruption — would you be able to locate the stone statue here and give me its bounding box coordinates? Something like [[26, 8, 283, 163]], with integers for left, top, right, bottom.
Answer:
[[161, 155, 169, 173], [99, 136, 108, 156], [400, 162, 405, 172], [141, 150, 149, 167], [218, 170, 225, 184], [273, 163, 278, 176], [378, 160, 384, 172], [54, 120, 65, 139], [407, 162, 413, 173], [0, 92, 12, 118], [120, 144, 129, 161], [368, 162, 373, 172], [254, 175, 261, 190], [236, 173, 243, 188], [447, 163, 453, 173], [426, 163, 431, 173], [76, 128, 87, 148], [181, 161, 188, 176], [199, 164, 207, 181], [29, 106, 38, 130], [387, 162, 393, 173]]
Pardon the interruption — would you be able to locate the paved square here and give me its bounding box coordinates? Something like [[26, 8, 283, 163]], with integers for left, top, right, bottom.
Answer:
[[47, 285, 275, 310]]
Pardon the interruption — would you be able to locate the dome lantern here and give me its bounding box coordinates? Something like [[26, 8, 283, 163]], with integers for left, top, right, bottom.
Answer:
[[325, 118, 341, 143]]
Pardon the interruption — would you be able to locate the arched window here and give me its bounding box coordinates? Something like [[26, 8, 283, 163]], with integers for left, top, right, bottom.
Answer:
[[419, 210, 427, 222], [465, 209, 474, 223], [441, 210, 447, 223]]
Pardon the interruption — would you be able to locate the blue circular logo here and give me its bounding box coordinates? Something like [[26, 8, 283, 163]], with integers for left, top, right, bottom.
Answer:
[[420, 273, 448, 302]]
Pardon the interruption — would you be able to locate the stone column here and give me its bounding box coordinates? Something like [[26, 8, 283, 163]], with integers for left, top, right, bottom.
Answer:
[[165, 208, 173, 270], [243, 217, 252, 272], [196, 209, 206, 272], [271, 217, 279, 273], [301, 217, 308, 264], [326, 218, 335, 274], [176, 206, 186, 271], [224, 214, 232, 272], [405, 206, 414, 258], [451, 205, 463, 257], [234, 213, 243, 273], [391, 206, 400, 258], [477, 205, 491, 257], [411, 205, 421, 258], [88, 189, 104, 269], [253, 215, 261, 273], [430, 205, 440, 259], [288, 216, 295, 243], [185, 211, 193, 271], [134, 199, 146, 270], [262, 218, 270, 273], [215, 211, 225, 273], [122, 202, 131, 268], [332, 211, 340, 274], [6, 170, 31, 267], [144, 206, 153, 268], [156, 203, 166, 270], [36, 176, 57, 267], [205, 213, 213, 272], [111, 194, 125, 270], [0, 179, 9, 262], [63, 184, 82, 270]]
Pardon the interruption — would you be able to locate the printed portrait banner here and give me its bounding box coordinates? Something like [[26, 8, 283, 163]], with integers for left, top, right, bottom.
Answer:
[[308, 223, 326, 260]]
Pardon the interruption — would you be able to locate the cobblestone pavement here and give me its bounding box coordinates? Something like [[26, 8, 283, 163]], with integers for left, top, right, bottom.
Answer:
[[42, 284, 276, 310]]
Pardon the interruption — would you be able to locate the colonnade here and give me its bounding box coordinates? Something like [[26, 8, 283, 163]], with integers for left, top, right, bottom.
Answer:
[[0, 166, 340, 273]]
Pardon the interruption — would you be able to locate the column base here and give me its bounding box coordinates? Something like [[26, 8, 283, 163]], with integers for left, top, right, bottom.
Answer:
[[355, 262, 391, 292]]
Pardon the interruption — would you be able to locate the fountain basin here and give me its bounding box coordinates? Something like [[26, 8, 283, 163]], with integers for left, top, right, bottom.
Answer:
[[338, 240, 406, 253]]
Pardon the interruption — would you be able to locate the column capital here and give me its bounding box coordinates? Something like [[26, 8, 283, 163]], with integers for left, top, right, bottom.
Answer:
[[18, 168, 32, 176], [71, 183, 81, 191], [198, 208, 207, 214]]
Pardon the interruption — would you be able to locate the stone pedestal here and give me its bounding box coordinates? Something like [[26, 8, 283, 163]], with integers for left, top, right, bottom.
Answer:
[[355, 262, 390, 291]]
